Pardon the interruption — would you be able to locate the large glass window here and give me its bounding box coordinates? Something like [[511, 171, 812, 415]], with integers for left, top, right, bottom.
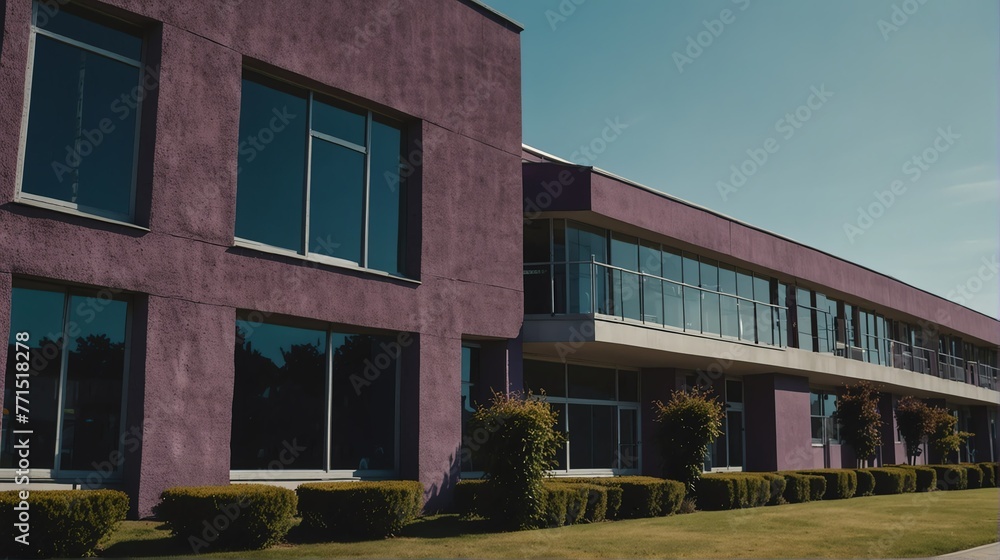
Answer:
[[1, 284, 130, 474], [810, 390, 839, 444], [523, 360, 639, 472], [231, 317, 402, 474], [19, 2, 144, 222], [236, 74, 408, 276], [460, 344, 482, 473]]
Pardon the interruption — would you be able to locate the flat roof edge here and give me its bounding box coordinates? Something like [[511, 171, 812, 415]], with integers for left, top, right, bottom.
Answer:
[[460, 0, 524, 31], [521, 144, 999, 325]]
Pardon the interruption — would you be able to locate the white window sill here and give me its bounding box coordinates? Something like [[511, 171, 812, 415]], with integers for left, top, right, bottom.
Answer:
[[232, 238, 420, 285], [13, 196, 148, 232]]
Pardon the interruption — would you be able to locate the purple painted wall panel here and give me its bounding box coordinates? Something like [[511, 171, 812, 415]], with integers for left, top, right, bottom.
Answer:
[[0, 0, 523, 518], [129, 297, 236, 517], [773, 374, 813, 470]]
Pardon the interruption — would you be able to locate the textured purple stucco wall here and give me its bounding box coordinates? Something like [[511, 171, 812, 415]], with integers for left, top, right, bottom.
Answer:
[[743, 373, 813, 471], [524, 165, 1000, 346], [0, 0, 523, 517]]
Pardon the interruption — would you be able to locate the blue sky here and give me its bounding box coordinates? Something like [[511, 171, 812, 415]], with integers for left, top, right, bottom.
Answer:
[[481, 0, 999, 319]]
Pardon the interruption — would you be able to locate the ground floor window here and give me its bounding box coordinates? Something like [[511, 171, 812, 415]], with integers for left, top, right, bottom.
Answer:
[[230, 316, 404, 475], [523, 359, 640, 473], [1, 283, 130, 477], [811, 390, 840, 444], [460, 343, 483, 473]]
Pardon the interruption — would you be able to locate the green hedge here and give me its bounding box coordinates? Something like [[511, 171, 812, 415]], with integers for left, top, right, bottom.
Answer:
[[660, 479, 687, 515], [158, 484, 296, 552], [546, 483, 607, 524], [795, 470, 857, 500], [0, 489, 128, 558], [807, 474, 827, 501], [928, 465, 968, 491], [540, 484, 585, 527], [555, 477, 673, 519], [779, 473, 818, 504], [962, 465, 983, 489], [696, 473, 771, 510], [977, 463, 997, 488], [297, 481, 422, 540], [454, 479, 487, 517], [854, 469, 876, 497], [866, 467, 916, 495], [893, 465, 936, 492], [761, 473, 787, 505]]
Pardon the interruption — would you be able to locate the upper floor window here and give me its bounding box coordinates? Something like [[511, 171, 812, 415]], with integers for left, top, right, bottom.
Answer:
[[235, 73, 409, 277], [18, 1, 144, 222]]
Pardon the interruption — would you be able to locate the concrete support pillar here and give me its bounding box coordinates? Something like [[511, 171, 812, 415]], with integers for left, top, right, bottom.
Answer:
[[126, 296, 235, 518], [743, 373, 812, 471]]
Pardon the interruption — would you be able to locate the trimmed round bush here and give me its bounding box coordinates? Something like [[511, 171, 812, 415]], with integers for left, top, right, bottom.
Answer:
[[297, 481, 422, 540], [552, 477, 672, 519], [854, 469, 876, 497], [977, 462, 997, 488], [893, 465, 936, 492], [963, 465, 984, 489], [760, 473, 787, 505], [695, 473, 771, 510], [0, 489, 128, 558], [157, 484, 296, 552], [807, 474, 827, 501], [928, 465, 967, 491], [867, 467, 915, 495], [660, 479, 687, 515], [795, 469, 857, 500], [779, 473, 816, 504]]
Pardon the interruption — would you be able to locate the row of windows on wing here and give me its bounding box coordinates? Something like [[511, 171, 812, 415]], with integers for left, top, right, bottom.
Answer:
[[19, 1, 409, 278]]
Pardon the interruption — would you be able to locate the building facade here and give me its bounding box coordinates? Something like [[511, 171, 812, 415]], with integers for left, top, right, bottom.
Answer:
[[0, 0, 997, 521]]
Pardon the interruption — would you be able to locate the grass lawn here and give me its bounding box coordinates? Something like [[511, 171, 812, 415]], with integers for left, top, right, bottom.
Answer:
[[101, 488, 999, 559]]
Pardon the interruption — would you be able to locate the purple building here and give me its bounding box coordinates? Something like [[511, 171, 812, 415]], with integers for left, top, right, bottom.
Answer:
[[0, 0, 996, 521]]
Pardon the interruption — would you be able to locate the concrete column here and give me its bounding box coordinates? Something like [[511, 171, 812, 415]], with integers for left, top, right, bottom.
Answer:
[[128, 296, 235, 518], [638, 368, 674, 477], [744, 373, 812, 471]]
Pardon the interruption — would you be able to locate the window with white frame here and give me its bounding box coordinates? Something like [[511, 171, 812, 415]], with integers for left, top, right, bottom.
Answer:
[[230, 316, 404, 477], [523, 359, 640, 473], [1, 283, 131, 476], [18, 1, 145, 222], [235, 72, 409, 277], [810, 390, 840, 444]]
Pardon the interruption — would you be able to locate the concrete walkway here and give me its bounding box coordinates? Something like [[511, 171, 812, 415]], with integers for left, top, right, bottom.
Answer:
[[934, 541, 1000, 559]]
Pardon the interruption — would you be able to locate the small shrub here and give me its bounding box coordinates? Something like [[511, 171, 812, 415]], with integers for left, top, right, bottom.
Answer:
[[678, 497, 698, 514], [660, 479, 686, 515], [611, 476, 666, 519], [653, 387, 724, 492], [892, 465, 936, 492], [469, 391, 565, 530], [854, 469, 876, 497], [547, 478, 624, 519], [547, 483, 606, 523], [453, 479, 487, 517], [0, 489, 128, 558], [779, 473, 814, 504], [795, 469, 857, 500], [297, 481, 422, 540], [695, 473, 770, 510], [963, 465, 983, 489], [540, 485, 571, 528], [157, 484, 296, 552], [867, 468, 909, 495], [928, 465, 967, 491], [760, 473, 787, 505], [807, 474, 827, 501], [976, 463, 996, 488]]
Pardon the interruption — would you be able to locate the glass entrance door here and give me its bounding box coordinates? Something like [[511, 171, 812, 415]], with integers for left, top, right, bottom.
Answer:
[[616, 406, 640, 471], [709, 379, 745, 470]]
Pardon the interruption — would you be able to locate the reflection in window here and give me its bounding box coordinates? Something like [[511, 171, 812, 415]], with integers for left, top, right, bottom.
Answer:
[[1, 285, 129, 473], [230, 318, 401, 473], [20, 2, 143, 221], [460, 345, 482, 472], [523, 360, 639, 472], [810, 390, 839, 443], [236, 74, 408, 276]]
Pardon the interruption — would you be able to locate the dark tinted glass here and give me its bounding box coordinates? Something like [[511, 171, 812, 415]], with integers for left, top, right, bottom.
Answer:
[[231, 322, 327, 470], [700, 260, 719, 290], [682, 253, 699, 285], [639, 242, 661, 275], [663, 248, 682, 281], [567, 364, 616, 400], [617, 370, 639, 401], [36, 3, 142, 60], [309, 140, 365, 263], [702, 292, 720, 335], [367, 119, 405, 274], [523, 360, 565, 397], [235, 77, 308, 252], [61, 296, 128, 470], [568, 404, 616, 469], [610, 234, 638, 271], [754, 276, 770, 303], [719, 264, 737, 295], [312, 98, 366, 145], [330, 334, 398, 471], [524, 219, 550, 263], [552, 219, 566, 262], [22, 36, 140, 217], [721, 295, 739, 338], [737, 270, 754, 299], [567, 222, 606, 262], [1, 288, 65, 469]]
